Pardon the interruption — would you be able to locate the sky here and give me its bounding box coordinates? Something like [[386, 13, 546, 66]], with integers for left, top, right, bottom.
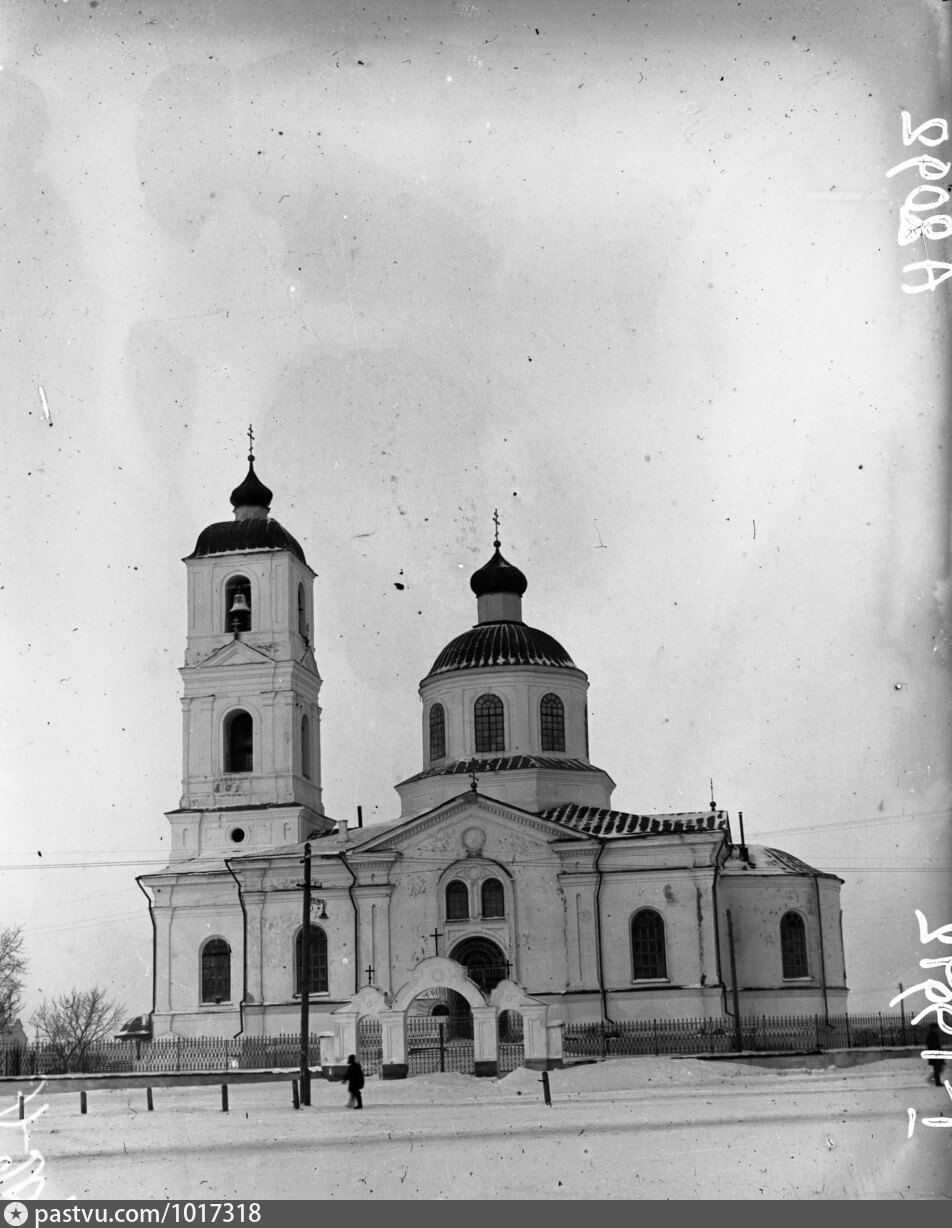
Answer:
[[1, 0, 950, 1022]]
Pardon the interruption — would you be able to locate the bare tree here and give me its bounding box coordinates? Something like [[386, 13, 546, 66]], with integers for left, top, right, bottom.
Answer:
[[31, 988, 126, 1072], [0, 925, 27, 1035]]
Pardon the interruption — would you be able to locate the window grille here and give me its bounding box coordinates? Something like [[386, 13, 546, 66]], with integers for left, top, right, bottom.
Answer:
[[225, 710, 253, 773], [540, 693, 566, 752], [429, 703, 446, 761], [474, 693, 505, 753], [445, 880, 469, 921], [481, 877, 505, 918], [631, 909, 667, 980], [295, 925, 328, 994], [780, 912, 809, 978], [201, 939, 231, 1004], [449, 936, 508, 994]]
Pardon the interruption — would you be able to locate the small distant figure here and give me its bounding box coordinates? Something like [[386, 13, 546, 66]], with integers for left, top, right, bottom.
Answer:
[[344, 1054, 364, 1109], [925, 1020, 946, 1087]]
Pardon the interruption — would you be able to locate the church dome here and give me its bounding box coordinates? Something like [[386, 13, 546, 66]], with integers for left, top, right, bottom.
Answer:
[[426, 621, 576, 677], [230, 459, 273, 511], [470, 546, 528, 598], [186, 442, 307, 564]]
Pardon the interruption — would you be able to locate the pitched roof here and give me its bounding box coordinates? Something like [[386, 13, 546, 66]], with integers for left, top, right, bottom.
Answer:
[[399, 755, 604, 785], [537, 803, 729, 839], [719, 844, 842, 880]]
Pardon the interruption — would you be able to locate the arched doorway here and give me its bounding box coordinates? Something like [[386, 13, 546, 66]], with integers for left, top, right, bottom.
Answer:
[[406, 987, 474, 1074], [449, 936, 508, 995]]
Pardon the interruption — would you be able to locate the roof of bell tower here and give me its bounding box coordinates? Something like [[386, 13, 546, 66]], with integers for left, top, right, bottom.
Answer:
[[185, 438, 307, 565]]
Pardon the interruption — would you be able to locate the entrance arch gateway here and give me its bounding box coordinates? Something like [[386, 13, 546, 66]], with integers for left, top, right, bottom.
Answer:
[[330, 959, 561, 1079]]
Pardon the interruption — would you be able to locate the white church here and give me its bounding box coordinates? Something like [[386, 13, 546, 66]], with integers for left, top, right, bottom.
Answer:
[[140, 448, 847, 1075]]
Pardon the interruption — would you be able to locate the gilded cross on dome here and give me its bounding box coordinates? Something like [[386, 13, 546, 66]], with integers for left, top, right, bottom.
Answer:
[[247, 424, 255, 460], [492, 508, 500, 548]]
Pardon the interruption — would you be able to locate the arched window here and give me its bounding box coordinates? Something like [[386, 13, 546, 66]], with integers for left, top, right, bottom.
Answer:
[[301, 713, 311, 780], [295, 924, 328, 995], [201, 938, 231, 1004], [224, 710, 253, 773], [474, 693, 505, 753], [429, 703, 446, 761], [224, 575, 251, 633], [780, 912, 809, 978], [297, 582, 307, 638], [631, 909, 667, 980], [540, 693, 566, 752], [449, 936, 507, 994], [481, 878, 505, 918], [445, 880, 469, 921]]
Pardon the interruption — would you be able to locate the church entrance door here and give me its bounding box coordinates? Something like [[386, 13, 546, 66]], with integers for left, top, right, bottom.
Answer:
[[405, 988, 474, 1075]]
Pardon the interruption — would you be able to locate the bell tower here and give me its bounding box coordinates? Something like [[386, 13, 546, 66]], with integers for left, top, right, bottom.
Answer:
[[167, 432, 335, 861]]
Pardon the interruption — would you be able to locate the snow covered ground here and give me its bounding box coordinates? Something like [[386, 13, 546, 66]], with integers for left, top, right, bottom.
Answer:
[[13, 1055, 951, 1200]]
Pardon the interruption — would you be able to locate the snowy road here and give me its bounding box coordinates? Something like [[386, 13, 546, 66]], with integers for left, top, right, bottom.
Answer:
[[19, 1057, 952, 1200]]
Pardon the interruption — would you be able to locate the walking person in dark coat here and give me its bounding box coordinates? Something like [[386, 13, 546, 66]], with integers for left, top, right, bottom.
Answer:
[[925, 1020, 947, 1087], [344, 1054, 364, 1109]]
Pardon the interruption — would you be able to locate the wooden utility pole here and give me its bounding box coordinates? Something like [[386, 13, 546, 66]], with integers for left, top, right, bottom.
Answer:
[[299, 841, 312, 1106], [726, 908, 743, 1052]]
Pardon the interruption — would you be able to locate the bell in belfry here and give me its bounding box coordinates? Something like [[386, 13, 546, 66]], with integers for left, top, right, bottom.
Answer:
[[229, 592, 250, 617]]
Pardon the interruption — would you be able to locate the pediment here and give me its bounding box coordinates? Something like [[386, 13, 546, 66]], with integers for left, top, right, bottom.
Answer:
[[353, 792, 591, 861], [199, 639, 274, 668]]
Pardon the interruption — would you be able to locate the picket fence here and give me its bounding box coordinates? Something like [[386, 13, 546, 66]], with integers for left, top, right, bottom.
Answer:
[[562, 1011, 928, 1058], [0, 1012, 927, 1076], [0, 1032, 324, 1077]]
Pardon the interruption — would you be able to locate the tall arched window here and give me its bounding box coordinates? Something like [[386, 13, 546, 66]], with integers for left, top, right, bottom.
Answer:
[[780, 912, 809, 978], [474, 693, 505, 753], [224, 575, 251, 633], [540, 693, 566, 752], [429, 703, 446, 761], [201, 938, 231, 1004], [445, 880, 469, 921], [295, 924, 328, 995], [481, 877, 505, 918], [631, 909, 667, 980], [301, 713, 311, 780], [297, 582, 307, 638], [224, 710, 253, 773]]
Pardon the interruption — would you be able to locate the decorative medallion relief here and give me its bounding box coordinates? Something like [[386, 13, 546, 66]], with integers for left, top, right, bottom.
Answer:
[[461, 826, 486, 856]]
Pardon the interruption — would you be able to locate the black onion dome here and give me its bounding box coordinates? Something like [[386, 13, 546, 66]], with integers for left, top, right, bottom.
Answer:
[[470, 547, 528, 598], [187, 518, 307, 564], [426, 621, 576, 677], [230, 460, 273, 510]]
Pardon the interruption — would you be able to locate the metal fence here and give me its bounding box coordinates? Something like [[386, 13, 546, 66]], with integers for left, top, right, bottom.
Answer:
[[406, 1015, 475, 1075], [0, 1033, 325, 1076], [562, 1012, 930, 1058], [356, 1017, 383, 1077]]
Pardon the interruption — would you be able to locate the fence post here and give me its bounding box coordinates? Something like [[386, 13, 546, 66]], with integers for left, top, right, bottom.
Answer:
[[653, 1018, 659, 1057], [845, 1013, 851, 1049], [540, 1069, 552, 1107], [17, 1093, 24, 1121], [879, 1013, 885, 1047], [146, 1088, 153, 1112], [221, 1084, 229, 1113], [292, 1080, 300, 1110], [438, 1021, 446, 1074], [80, 1091, 87, 1115], [815, 1014, 820, 1051], [898, 983, 908, 1045], [176, 1036, 182, 1073]]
